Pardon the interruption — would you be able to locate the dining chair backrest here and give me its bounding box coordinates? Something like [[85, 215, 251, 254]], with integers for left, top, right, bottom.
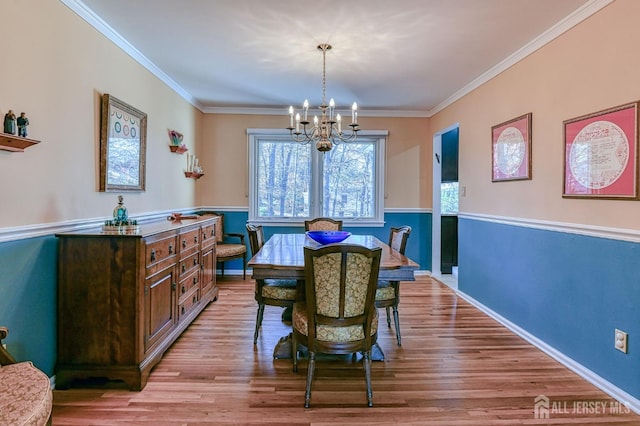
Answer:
[[302, 243, 381, 351], [388, 226, 411, 255], [304, 217, 343, 231], [294, 243, 382, 407], [246, 223, 265, 256], [245, 223, 297, 344], [376, 225, 412, 347]]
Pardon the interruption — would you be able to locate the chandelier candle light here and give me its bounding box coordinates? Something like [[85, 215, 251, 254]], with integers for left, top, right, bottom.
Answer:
[[287, 44, 360, 152]]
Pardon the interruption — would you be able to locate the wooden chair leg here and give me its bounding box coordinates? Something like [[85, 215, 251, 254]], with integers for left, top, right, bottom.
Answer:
[[385, 306, 391, 327], [393, 306, 402, 346], [292, 334, 298, 373], [304, 352, 316, 408], [254, 304, 265, 344], [281, 306, 292, 322], [363, 351, 373, 407], [242, 254, 246, 279]]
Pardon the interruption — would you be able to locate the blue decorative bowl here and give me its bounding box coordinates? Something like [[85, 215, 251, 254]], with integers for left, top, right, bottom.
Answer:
[[306, 230, 351, 245]]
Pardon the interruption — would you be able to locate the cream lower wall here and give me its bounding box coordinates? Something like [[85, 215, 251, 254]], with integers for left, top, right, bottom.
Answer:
[[431, 0, 640, 230], [0, 0, 201, 228], [198, 114, 430, 208]]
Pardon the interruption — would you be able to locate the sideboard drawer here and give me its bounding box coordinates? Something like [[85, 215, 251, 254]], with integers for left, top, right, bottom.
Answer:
[[201, 223, 216, 249], [178, 268, 199, 303], [178, 287, 200, 320], [179, 251, 200, 278], [145, 234, 177, 276], [179, 227, 200, 257]]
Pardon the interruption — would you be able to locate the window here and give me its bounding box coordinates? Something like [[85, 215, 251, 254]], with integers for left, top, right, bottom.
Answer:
[[248, 129, 386, 225], [440, 182, 459, 215]]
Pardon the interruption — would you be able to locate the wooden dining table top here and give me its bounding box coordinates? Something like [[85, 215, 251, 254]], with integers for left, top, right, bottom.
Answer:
[[248, 233, 419, 281]]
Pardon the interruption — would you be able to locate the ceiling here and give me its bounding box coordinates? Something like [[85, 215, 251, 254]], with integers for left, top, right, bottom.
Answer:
[[67, 0, 600, 116]]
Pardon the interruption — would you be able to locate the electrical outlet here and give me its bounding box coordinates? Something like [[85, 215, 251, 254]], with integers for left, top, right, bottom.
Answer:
[[615, 329, 628, 353]]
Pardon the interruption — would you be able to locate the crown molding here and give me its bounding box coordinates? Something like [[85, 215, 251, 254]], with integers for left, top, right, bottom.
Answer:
[[202, 106, 429, 118], [428, 0, 615, 117], [62, 0, 612, 119], [60, 0, 203, 111]]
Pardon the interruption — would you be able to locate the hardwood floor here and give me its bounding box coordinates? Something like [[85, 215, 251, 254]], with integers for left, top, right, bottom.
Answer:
[[52, 276, 639, 425]]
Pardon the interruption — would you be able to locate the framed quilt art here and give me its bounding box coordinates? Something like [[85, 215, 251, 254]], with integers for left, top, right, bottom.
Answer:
[[563, 102, 638, 199]]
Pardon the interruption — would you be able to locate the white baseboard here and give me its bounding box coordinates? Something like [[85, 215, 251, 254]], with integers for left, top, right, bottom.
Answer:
[[456, 289, 640, 415]]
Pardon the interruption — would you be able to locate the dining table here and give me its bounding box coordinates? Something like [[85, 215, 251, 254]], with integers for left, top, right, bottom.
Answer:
[[248, 232, 420, 361]]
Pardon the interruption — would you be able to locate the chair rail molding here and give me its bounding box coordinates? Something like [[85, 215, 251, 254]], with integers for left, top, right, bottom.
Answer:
[[460, 212, 640, 244]]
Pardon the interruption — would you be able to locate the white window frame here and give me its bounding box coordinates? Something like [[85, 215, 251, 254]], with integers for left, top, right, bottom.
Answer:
[[247, 128, 387, 227]]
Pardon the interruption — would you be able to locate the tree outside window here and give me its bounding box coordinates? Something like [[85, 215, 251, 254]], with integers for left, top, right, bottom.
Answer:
[[248, 129, 386, 225]]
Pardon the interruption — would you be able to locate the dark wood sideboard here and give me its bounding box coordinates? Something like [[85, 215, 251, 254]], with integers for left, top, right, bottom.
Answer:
[[55, 215, 219, 390]]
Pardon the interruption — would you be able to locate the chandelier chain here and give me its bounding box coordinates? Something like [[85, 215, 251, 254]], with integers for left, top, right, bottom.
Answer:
[[321, 45, 327, 106]]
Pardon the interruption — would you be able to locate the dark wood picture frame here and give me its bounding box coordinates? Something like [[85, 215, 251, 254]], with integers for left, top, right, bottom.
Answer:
[[100, 94, 147, 192], [563, 102, 638, 199], [491, 113, 532, 182]]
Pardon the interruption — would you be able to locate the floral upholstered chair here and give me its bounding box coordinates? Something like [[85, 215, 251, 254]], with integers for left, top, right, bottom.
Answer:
[[292, 243, 381, 408], [246, 224, 298, 343], [304, 217, 343, 231], [210, 212, 247, 279], [375, 226, 411, 346], [0, 326, 52, 426]]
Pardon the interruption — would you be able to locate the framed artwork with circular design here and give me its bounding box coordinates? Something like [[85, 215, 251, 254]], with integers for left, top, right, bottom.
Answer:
[[563, 102, 638, 199], [99, 94, 147, 192], [491, 112, 532, 182]]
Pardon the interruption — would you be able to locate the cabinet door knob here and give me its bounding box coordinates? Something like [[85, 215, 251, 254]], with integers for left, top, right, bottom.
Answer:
[[182, 239, 187, 248], [182, 264, 186, 273], [169, 244, 173, 254], [194, 236, 198, 243], [193, 258, 198, 266], [193, 276, 198, 285], [150, 250, 156, 262], [182, 285, 186, 294]]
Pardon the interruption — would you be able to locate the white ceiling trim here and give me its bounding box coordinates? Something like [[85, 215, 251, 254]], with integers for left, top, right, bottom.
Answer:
[[61, 0, 611, 118], [428, 0, 614, 117], [203, 106, 430, 118], [59, 0, 203, 110]]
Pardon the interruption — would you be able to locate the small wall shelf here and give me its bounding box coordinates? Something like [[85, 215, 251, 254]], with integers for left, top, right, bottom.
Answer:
[[184, 171, 204, 180], [169, 145, 188, 154], [0, 134, 40, 152]]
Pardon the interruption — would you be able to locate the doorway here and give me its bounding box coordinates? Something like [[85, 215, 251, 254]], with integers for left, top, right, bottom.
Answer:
[[432, 124, 459, 290]]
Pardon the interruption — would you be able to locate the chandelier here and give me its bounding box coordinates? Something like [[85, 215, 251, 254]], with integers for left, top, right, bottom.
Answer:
[[287, 43, 360, 152]]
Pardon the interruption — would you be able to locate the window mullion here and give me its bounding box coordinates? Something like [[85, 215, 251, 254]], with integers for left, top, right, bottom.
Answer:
[[311, 149, 323, 217]]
